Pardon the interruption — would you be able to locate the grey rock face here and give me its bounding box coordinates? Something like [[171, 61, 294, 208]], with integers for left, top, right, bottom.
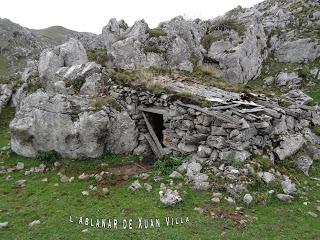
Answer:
[[105, 111, 138, 154], [275, 39, 320, 63], [0, 84, 12, 113], [274, 134, 305, 160], [102, 18, 128, 49], [38, 38, 88, 90], [207, 10, 267, 83], [10, 91, 137, 158]]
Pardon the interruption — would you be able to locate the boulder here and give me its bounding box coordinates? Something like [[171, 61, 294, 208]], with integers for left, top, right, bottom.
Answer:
[[285, 90, 313, 105], [38, 39, 88, 90], [274, 134, 305, 160], [159, 188, 182, 205], [281, 177, 296, 195], [10, 91, 137, 158], [105, 111, 138, 154], [102, 18, 128, 49], [296, 155, 313, 176], [274, 72, 302, 87], [0, 84, 12, 113]]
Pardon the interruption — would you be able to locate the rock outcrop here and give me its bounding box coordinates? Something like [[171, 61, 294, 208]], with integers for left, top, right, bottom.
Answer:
[[10, 90, 138, 158], [0, 84, 12, 114]]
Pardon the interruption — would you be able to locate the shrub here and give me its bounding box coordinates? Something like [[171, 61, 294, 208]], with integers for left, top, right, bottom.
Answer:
[[91, 96, 122, 111], [36, 150, 60, 164], [147, 27, 167, 38], [65, 76, 86, 94], [201, 35, 216, 51], [144, 46, 163, 54], [154, 156, 184, 175], [210, 19, 246, 36], [26, 81, 42, 94], [87, 48, 108, 66]]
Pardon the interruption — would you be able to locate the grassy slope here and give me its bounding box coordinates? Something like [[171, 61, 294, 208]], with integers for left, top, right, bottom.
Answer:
[[0, 107, 320, 240], [32, 26, 76, 46], [0, 55, 8, 76]]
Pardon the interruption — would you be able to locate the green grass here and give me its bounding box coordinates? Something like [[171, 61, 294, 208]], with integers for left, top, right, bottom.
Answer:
[[146, 28, 167, 38], [0, 55, 9, 76], [87, 48, 108, 66], [0, 106, 15, 148], [1, 108, 320, 239]]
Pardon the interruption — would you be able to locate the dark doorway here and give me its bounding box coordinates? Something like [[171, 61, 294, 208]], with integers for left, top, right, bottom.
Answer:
[[146, 112, 165, 146]]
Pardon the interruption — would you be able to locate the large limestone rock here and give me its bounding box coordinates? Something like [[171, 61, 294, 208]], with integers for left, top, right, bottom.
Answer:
[[0, 84, 12, 114], [207, 10, 267, 83], [104, 16, 204, 72], [59, 38, 88, 66], [102, 18, 128, 49], [10, 91, 138, 158], [38, 38, 88, 90], [105, 111, 138, 154], [275, 39, 320, 63]]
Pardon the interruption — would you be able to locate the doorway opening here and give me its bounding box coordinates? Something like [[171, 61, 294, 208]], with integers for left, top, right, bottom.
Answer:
[[145, 112, 165, 146]]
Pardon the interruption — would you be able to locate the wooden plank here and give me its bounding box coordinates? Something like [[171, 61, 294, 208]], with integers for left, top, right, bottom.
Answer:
[[144, 133, 162, 158], [142, 112, 165, 156], [138, 106, 168, 116], [210, 103, 241, 110], [176, 101, 238, 124]]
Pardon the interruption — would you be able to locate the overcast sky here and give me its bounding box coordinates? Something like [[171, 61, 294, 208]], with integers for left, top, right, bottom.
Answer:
[[1, 0, 264, 34]]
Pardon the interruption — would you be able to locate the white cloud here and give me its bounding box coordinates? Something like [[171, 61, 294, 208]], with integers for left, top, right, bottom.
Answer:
[[0, 0, 264, 34]]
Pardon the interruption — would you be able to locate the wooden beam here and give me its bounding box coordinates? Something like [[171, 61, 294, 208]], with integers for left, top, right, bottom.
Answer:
[[138, 106, 168, 116], [144, 133, 162, 158], [176, 101, 238, 124]]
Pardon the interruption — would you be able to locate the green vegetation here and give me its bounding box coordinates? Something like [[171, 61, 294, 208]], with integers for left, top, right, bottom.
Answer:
[[0, 55, 9, 76], [90, 96, 123, 111], [35, 150, 61, 164], [147, 27, 167, 38], [0, 107, 15, 148], [87, 48, 108, 66], [154, 156, 184, 175], [210, 19, 247, 37], [26, 81, 42, 94], [311, 126, 320, 135], [65, 76, 86, 94], [201, 35, 219, 51], [32, 26, 76, 45], [144, 45, 163, 54]]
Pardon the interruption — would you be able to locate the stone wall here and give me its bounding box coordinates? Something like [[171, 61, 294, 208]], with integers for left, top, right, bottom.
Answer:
[[108, 80, 320, 163]]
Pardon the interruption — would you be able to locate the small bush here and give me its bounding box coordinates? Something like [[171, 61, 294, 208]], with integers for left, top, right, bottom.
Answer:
[[26, 81, 42, 94], [65, 76, 86, 94], [87, 48, 108, 66], [91, 96, 122, 111], [144, 46, 163, 54], [154, 156, 184, 175], [210, 19, 246, 36], [147, 27, 167, 38], [201, 35, 216, 51], [36, 150, 60, 164]]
